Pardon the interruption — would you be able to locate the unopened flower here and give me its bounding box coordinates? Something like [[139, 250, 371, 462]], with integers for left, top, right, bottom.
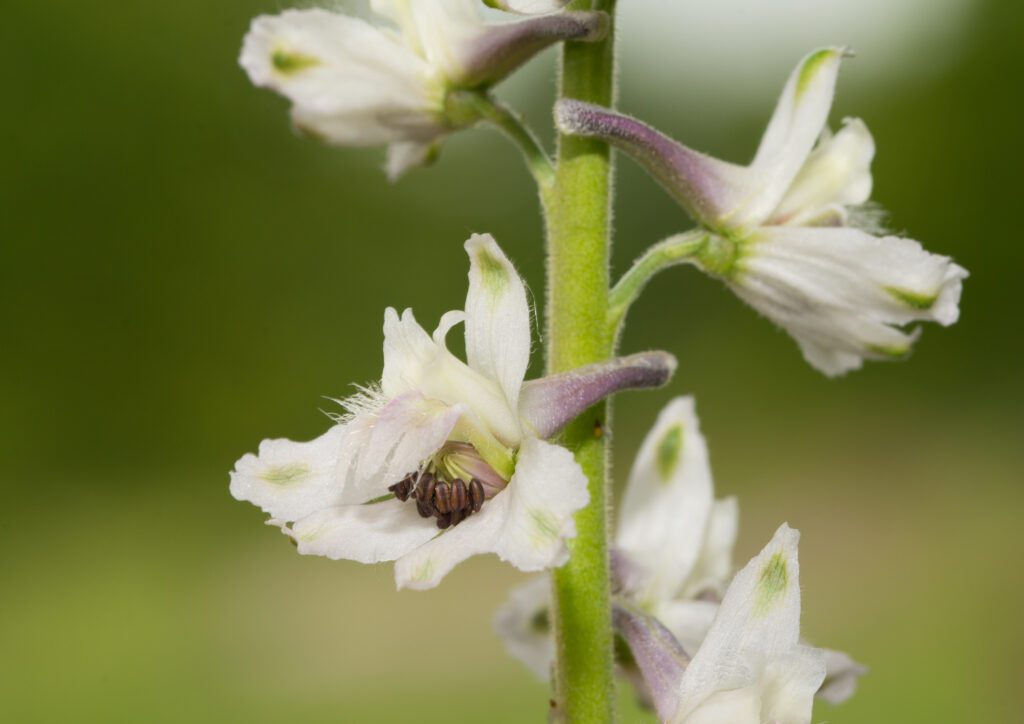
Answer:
[[495, 398, 863, 707], [241, 1, 606, 179], [556, 48, 967, 376], [231, 233, 675, 589]]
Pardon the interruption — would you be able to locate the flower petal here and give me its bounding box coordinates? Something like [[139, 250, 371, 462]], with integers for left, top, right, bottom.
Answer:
[[464, 234, 531, 413], [289, 498, 439, 563], [485, 0, 571, 14], [230, 425, 346, 522], [679, 496, 739, 600], [381, 307, 521, 446], [240, 9, 440, 146], [339, 391, 463, 502], [653, 599, 719, 659], [519, 351, 677, 439], [724, 227, 968, 376], [817, 648, 868, 704], [394, 438, 588, 589], [617, 397, 714, 603], [674, 524, 825, 722], [371, 0, 482, 81], [385, 139, 440, 181], [770, 118, 875, 226], [555, 100, 751, 229], [614, 604, 690, 721], [493, 575, 554, 680], [736, 48, 846, 225]]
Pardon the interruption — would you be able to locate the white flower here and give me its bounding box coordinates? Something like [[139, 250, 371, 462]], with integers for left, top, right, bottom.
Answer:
[[495, 398, 863, 709], [240, 2, 606, 179], [231, 233, 676, 590], [556, 48, 968, 376], [670, 525, 825, 724], [485, 0, 571, 14]]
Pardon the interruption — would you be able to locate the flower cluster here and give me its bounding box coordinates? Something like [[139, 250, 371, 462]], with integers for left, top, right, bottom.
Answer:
[[235, 2, 965, 721]]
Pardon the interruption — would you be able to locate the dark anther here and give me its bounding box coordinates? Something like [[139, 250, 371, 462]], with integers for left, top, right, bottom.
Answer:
[[415, 473, 436, 504], [415, 500, 433, 518], [389, 474, 414, 502], [451, 479, 467, 513], [435, 512, 452, 529], [449, 507, 465, 527], [469, 479, 485, 513], [434, 481, 452, 514]]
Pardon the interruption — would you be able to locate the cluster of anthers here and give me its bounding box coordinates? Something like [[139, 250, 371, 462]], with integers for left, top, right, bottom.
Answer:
[[389, 470, 486, 530]]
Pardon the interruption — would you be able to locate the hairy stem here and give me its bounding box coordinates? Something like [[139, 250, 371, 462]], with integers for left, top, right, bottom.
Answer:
[[545, 1, 618, 721]]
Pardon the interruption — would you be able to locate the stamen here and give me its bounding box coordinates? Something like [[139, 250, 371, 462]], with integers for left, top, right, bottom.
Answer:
[[392, 472, 488, 530], [434, 482, 452, 514], [469, 479, 485, 513]]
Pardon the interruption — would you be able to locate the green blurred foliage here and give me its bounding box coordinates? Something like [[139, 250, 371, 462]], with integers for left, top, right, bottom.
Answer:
[[1, 0, 1021, 722]]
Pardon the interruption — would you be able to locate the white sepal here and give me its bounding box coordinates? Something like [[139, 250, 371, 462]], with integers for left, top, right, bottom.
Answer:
[[464, 233, 532, 414], [230, 425, 346, 521], [672, 524, 826, 724], [617, 397, 714, 604]]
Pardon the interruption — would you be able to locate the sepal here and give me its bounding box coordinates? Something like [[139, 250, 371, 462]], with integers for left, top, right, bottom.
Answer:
[[613, 603, 690, 722]]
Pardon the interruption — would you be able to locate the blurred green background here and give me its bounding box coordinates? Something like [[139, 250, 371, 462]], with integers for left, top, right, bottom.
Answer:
[[3, 0, 1021, 721]]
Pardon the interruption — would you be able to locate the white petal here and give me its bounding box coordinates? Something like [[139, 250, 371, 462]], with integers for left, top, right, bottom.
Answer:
[[464, 234, 531, 413], [617, 397, 714, 603], [731, 48, 846, 225], [653, 598, 719, 660], [240, 10, 441, 146], [385, 140, 438, 181], [818, 648, 868, 704], [289, 498, 438, 563], [486, 0, 570, 14], [770, 118, 875, 225], [674, 525, 824, 721], [728, 227, 968, 376], [371, 0, 482, 79], [338, 391, 463, 503], [394, 438, 588, 589], [761, 647, 828, 724], [230, 425, 346, 522], [380, 307, 522, 446], [675, 686, 761, 724], [493, 576, 554, 680], [680, 496, 739, 600]]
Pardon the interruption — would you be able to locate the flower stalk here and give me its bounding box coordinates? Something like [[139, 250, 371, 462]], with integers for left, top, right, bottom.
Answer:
[[544, 1, 618, 720]]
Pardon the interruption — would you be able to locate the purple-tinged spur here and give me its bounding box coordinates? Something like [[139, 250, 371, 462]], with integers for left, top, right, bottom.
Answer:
[[240, 1, 606, 180], [556, 48, 967, 376], [230, 233, 675, 590]]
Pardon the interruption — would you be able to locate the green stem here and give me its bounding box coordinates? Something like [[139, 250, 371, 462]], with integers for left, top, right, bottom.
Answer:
[[450, 91, 555, 192], [545, 1, 618, 721], [607, 230, 709, 336]]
